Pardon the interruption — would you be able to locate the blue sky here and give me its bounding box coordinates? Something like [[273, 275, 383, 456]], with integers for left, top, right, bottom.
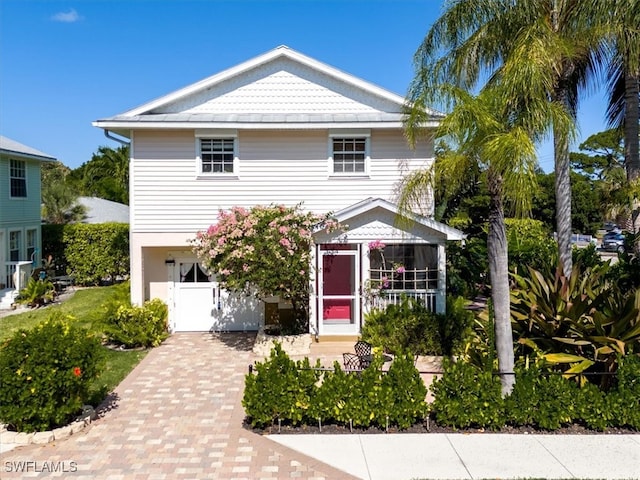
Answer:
[[1, 0, 610, 171]]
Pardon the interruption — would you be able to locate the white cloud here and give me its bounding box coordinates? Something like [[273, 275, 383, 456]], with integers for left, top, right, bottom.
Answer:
[[51, 8, 82, 23]]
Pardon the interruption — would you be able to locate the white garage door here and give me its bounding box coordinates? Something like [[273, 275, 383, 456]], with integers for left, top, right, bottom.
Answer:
[[173, 262, 262, 332]]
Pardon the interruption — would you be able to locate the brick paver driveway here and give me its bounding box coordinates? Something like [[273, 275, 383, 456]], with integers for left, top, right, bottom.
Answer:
[[1, 333, 358, 479]]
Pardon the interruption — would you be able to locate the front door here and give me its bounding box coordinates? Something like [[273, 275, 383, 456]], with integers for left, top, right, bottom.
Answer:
[[318, 246, 360, 335]]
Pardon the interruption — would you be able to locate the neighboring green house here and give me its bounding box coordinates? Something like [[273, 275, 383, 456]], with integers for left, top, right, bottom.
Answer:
[[0, 135, 56, 308]]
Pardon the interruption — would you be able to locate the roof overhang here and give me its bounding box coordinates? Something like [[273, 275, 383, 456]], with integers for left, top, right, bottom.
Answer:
[[315, 197, 465, 242]]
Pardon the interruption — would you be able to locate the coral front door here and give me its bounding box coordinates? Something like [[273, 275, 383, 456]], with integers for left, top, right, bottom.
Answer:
[[319, 246, 360, 335]]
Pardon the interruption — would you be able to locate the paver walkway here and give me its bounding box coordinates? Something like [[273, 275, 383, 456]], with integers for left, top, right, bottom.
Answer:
[[0, 333, 358, 479]]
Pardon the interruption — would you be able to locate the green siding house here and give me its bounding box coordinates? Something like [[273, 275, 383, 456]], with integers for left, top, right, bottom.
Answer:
[[0, 135, 55, 308]]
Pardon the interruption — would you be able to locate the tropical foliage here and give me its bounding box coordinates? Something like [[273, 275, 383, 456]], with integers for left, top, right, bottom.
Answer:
[[192, 204, 342, 334], [511, 263, 640, 386]]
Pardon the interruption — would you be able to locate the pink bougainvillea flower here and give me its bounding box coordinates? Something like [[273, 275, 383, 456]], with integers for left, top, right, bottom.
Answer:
[[396, 266, 406, 274], [73, 367, 82, 377], [368, 240, 386, 251]]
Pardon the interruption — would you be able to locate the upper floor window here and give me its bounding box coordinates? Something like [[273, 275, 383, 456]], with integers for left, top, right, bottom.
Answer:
[[199, 138, 236, 174], [332, 138, 366, 173], [10, 159, 27, 198]]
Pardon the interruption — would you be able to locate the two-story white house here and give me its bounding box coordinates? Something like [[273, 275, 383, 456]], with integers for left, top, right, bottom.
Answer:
[[0, 136, 56, 308], [93, 46, 463, 338]]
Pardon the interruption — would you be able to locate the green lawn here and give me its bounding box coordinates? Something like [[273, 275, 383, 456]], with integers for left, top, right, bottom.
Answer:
[[0, 284, 148, 405]]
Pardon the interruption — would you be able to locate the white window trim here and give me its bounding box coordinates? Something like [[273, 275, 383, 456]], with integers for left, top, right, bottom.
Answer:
[[8, 229, 22, 262], [328, 130, 371, 178], [195, 129, 239, 179], [9, 159, 28, 199]]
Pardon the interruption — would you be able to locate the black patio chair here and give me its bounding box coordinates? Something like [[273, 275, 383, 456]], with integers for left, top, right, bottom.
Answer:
[[342, 352, 362, 372], [354, 340, 372, 368]]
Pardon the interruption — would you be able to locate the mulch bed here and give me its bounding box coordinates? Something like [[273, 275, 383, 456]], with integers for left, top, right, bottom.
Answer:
[[245, 418, 639, 436]]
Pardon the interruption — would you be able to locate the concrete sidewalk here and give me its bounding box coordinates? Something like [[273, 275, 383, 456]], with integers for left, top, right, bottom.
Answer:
[[269, 433, 640, 480]]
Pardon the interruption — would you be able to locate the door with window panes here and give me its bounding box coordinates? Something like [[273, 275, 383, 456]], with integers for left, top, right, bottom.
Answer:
[[173, 260, 261, 332]]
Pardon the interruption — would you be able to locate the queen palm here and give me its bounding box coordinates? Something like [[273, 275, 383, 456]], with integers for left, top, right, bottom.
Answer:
[[400, 79, 567, 394], [410, 0, 605, 278]]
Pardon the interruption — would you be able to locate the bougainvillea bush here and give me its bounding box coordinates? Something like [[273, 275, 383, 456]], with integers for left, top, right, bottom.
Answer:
[[192, 204, 342, 334]]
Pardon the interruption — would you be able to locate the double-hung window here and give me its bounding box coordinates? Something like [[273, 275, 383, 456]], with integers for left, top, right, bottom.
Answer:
[[196, 130, 238, 176], [329, 131, 370, 175], [10, 159, 27, 198]]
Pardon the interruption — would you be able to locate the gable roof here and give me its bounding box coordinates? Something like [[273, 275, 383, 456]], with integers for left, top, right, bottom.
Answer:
[[316, 197, 464, 242], [0, 135, 56, 162], [94, 46, 441, 135]]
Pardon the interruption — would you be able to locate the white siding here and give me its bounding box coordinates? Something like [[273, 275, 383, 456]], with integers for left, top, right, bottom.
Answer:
[[131, 129, 433, 232]]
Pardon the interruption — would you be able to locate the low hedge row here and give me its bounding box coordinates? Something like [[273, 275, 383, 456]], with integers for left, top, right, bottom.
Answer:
[[244, 346, 640, 432], [431, 356, 640, 431], [243, 344, 427, 430]]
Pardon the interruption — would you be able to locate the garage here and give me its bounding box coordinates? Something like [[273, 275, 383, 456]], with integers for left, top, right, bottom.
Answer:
[[172, 260, 262, 332]]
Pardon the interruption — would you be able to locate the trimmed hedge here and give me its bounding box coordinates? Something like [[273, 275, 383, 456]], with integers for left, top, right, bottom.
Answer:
[[43, 223, 129, 285], [431, 356, 640, 431], [243, 344, 428, 430]]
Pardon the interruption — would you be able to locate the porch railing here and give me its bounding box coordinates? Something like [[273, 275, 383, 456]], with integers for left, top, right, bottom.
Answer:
[[3, 261, 33, 292], [369, 290, 438, 312]]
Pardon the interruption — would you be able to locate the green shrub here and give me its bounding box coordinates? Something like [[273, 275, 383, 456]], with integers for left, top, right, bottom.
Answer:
[[446, 237, 488, 299], [437, 296, 475, 356], [609, 354, 640, 429], [243, 343, 321, 428], [0, 313, 104, 432], [15, 278, 56, 307], [102, 298, 169, 348], [505, 366, 580, 430], [430, 358, 505, 430], [362, 296, 442, 356], [505, 218, 557, 275], [383, 352, 428, 429], [62, 223, 129, 286]]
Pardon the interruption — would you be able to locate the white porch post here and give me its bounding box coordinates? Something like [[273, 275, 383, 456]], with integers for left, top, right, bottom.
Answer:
[[436, 243, 446, 313], [130, 235, 144, 306], [308, 244, 318, 337], [360, 242, 369, 322]]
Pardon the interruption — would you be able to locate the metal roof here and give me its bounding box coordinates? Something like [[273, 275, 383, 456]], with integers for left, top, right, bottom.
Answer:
[[0, 135, 56, 162]]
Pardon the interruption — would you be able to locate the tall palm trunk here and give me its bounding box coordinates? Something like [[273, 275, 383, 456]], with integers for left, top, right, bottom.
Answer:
[[553, 84, 574, 279], [486, 167, 514, 395], [624, 71, 640, 232]]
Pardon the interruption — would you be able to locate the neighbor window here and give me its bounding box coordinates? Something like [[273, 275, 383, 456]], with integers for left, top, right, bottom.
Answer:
[[9, 231, 21, 262], [10, 159, 27, 198], [26, 229, 37, 261], [332, 137, 367, 173], [199, 138, 236, 174]]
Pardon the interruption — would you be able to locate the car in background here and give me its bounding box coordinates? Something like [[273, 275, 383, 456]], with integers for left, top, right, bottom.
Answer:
[[601, 231, 625, 253]]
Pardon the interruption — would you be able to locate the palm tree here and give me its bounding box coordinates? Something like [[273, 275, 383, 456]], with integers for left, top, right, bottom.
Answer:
[[42, 182, 86, 224], [410, 0, 605, 278], [401, 80, 561, 394], [81, 145, 130, 205], [595, 0, 640, 230]]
